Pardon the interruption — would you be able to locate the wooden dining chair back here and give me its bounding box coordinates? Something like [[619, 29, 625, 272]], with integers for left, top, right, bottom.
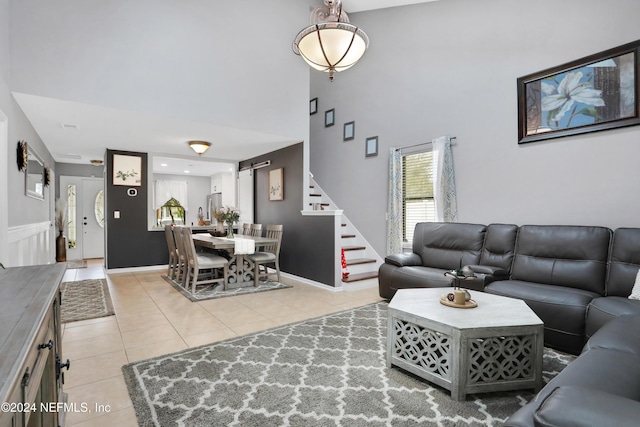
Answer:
[[248, 224, 283, 285], [242, 223, 251, 235], [172, 226, 188, 285], [249, 223, 263, 237], [164, 225, 178, 280], [180, 227, 229, 294]]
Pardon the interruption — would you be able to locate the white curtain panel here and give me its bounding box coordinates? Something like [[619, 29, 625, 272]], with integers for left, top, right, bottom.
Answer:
[[154, 180, 188, 210], [432, 136, 458, 222], [387, 147, 403, 255]]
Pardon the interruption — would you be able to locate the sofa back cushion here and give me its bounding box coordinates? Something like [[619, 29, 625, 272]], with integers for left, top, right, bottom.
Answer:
[[606, 228, 640, 297], [412, 222, 486, 270], [479, 223, 518, 272], [511, 225, 611, 294]]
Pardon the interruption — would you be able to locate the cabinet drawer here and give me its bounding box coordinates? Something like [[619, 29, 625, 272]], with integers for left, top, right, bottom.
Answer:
[[21, 307, 55, 412]]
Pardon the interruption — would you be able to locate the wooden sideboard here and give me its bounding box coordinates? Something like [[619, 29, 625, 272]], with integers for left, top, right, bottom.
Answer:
[[0, 264, 68, 427]]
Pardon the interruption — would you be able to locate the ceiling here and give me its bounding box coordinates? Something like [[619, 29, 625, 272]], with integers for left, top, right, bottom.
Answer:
[[12, 0, 439, 176], [346, 0, 438, 12]]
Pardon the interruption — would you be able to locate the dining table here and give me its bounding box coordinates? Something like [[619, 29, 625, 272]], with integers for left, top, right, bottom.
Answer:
[[192, 234, 278, 288]]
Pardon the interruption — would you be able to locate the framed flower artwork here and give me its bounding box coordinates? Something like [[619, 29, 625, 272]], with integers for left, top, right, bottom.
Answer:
[[517, 39, 640, 144], [269, 168, 284, 201], [113, 154, 142, 186]]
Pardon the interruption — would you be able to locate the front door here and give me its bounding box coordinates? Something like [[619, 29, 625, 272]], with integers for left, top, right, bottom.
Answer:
[[60, 176, 104, 260], [81, 179, 104, 259]]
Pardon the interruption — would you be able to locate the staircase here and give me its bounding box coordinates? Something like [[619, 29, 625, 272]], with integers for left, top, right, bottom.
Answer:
[[309, 177, 381, 290]]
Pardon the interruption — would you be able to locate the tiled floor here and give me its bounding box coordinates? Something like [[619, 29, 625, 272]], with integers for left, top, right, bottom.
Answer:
[[61, 259, 383, 426]]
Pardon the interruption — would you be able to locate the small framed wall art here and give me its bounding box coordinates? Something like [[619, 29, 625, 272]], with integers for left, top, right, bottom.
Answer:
[[325, 109, 335, 127], [113, 154, 142, 186], [343, 121, 355, 141], [310, 98, 318, 115], [269, 168, 284, 201], [365, 136, 378, 157]]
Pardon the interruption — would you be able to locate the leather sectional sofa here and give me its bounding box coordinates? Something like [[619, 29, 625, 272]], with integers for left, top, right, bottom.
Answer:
[[379, 222, 640, 425], [505, 314, 640, 427], [378, 222, 640, 354]]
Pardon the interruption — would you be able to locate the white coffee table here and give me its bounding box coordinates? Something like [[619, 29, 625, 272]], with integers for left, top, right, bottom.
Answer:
[[387, 288, 544, 401]]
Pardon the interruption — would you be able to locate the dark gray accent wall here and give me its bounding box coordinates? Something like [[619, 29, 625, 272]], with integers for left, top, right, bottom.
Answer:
[[240, 143, 336, 286], [105, 149, 166, 269]]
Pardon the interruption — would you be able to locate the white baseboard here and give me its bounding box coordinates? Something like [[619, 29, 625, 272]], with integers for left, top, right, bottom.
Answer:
[[103, 264, 345, 294], [106, 264, 167, 274], [280, 271, 343, 292]]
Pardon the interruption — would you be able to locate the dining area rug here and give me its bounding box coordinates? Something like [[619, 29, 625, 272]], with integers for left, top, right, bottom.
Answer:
[[122, 302, 575, 427], [61, 278, 115, 323], [162, 275, 292, 302]]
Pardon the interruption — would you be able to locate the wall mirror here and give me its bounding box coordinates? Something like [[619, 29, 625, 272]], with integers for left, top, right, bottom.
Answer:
[[26, 147, 45, 200]]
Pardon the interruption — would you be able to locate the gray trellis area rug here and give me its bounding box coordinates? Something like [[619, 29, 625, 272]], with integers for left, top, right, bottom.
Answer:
[[61, 279, 115, 323], [162, 275, 292, 302], [122, 303, 575, 427]]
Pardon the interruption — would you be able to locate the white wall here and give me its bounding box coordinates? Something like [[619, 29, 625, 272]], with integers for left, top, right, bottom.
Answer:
[[9, 0, 313, 141], [1, 0, 58, 266], [310, 0, 640, 257]]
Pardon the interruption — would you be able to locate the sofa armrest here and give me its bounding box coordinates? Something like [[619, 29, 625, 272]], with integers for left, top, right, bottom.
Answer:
[[384, 253, 422, 267], [533, 386, 640, 427], [466, 264, 509, 277]]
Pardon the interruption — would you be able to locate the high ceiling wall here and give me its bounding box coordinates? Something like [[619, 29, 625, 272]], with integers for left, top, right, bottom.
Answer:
[[9, 0, 313, 140], [310, 0, 640, 257]]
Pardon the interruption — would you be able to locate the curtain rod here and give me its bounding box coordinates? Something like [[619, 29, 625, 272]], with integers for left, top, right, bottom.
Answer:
[[396, 136, 457, 152]]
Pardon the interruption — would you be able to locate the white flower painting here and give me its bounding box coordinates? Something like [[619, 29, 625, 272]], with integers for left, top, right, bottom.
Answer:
[[520, 46, 638, 143], [541, 71, 605, 126]]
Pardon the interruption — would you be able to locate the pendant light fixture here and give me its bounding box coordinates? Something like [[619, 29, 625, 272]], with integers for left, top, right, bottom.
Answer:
[[292, 0, 369, 82], [188, 140, 211, 155]]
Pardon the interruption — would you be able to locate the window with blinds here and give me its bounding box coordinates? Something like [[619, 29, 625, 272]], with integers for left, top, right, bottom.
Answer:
[[402, 151, 435, 242]]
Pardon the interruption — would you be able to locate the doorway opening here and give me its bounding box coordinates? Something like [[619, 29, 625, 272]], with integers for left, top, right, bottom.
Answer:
[[60, 176, 105, 260]]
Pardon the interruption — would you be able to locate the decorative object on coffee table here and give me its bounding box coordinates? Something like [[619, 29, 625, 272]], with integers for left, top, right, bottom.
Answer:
[[442, 266, 477, 308], [388, 288, 544, 401]]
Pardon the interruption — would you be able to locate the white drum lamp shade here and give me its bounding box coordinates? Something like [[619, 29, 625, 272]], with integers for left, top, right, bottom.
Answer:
[[293, 1, 369, 81]]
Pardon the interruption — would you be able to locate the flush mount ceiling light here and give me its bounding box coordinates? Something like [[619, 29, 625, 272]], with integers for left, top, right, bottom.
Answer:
[[188, 140, 211, 155], [292, 0, 369, 82]]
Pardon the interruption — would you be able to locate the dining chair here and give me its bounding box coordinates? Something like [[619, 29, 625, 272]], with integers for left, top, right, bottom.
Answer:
[[249, 223, 263, 237], [181, 227, 229, 293], [164, 225, 178, 280], [242, 223, 251, 235], [247, 224, 283, 285], [172, 226, 188, 285]]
